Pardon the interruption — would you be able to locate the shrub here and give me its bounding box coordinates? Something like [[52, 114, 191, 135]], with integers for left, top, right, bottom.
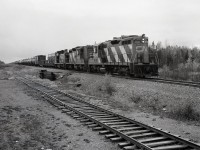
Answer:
[[159, 65, 170, 79], [0, 60, 5, 65], [147, 96, 159, 112], [192, 73, 200, 82], [177, 63, 190, 80], [129, 91, 142, 104], [0, 60, 5, 69], [82, 74, 116, 97], [99, 75, 116, 95], [104, 75, 116, 95], [169, 100, 200, 121], [159, 62, 200, 81], [93, 74, 116, 96]]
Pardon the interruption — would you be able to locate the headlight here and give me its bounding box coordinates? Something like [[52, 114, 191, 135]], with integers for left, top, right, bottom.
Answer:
[[142, 38, 145, 43]]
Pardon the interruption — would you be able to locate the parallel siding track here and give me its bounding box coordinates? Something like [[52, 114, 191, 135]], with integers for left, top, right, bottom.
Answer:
[[111, 74, 200, 88], [141, 78, 200, 88], [50, 68, 200, 88], [22, 65, 200, 88], [16, 76, 200, 150]]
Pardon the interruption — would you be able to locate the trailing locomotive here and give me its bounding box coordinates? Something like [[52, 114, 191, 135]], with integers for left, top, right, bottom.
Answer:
[[17, 34, 158, 77]]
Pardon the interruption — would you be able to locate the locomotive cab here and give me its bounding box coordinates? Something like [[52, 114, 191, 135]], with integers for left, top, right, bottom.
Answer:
[[129, 34, 158, 77], [55, 50, 65, 68], [134, 36, 149, 64], [113, 34, 158, 77]]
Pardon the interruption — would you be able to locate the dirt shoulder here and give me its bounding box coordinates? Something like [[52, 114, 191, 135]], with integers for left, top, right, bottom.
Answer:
[[0, 78, 120, 149]]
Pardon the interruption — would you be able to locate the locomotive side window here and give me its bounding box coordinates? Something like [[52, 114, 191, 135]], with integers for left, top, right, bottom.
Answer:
[[111, 40, 120, 45], [122, 40, 131, 45]]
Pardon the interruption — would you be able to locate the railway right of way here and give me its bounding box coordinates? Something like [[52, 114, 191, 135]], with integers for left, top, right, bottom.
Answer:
[[16, 76, 200, 150]]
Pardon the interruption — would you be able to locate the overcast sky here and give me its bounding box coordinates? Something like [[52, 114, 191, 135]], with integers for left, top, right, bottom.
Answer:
[[0, 0, 200, 63]]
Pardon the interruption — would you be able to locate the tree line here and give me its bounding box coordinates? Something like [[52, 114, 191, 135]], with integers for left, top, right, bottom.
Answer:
[[151, 42, 200, 81], [0, 60, 5, 65]]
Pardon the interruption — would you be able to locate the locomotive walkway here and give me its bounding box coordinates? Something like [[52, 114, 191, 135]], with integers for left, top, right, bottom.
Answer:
[[17, 76, 200, 150]]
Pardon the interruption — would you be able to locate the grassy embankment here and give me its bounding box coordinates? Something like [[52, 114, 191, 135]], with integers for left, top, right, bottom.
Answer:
[[65, 74, 200, 122]]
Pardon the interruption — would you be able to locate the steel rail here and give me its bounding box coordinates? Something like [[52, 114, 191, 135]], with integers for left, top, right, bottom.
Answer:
[[111, 75, 200, 88]]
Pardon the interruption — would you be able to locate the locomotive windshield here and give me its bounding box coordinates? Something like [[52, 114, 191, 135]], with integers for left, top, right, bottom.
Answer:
[[136, 46, 144, 52]]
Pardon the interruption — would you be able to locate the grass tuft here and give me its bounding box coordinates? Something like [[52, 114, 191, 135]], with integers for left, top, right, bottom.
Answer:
[[97, 74, 116, 95], [129, 91, 142, 104]]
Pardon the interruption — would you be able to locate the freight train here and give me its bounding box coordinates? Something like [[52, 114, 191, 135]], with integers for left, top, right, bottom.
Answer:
[[16, 34, 158, 77]]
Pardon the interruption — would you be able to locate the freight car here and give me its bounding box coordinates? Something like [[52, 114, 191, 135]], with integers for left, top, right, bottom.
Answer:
[[35, 55, 46, 67]]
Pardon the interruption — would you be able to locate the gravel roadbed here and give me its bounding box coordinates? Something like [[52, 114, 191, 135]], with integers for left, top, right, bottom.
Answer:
[[0, 79, 120, 150]]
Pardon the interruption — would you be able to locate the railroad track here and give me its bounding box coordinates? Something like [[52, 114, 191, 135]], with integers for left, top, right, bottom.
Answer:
[[111, 74, 200, 88], [16, 76, 200, 150], [52, 68, 200, 88], [22, 65, 200, 88], [144, 78, 200, 88]]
